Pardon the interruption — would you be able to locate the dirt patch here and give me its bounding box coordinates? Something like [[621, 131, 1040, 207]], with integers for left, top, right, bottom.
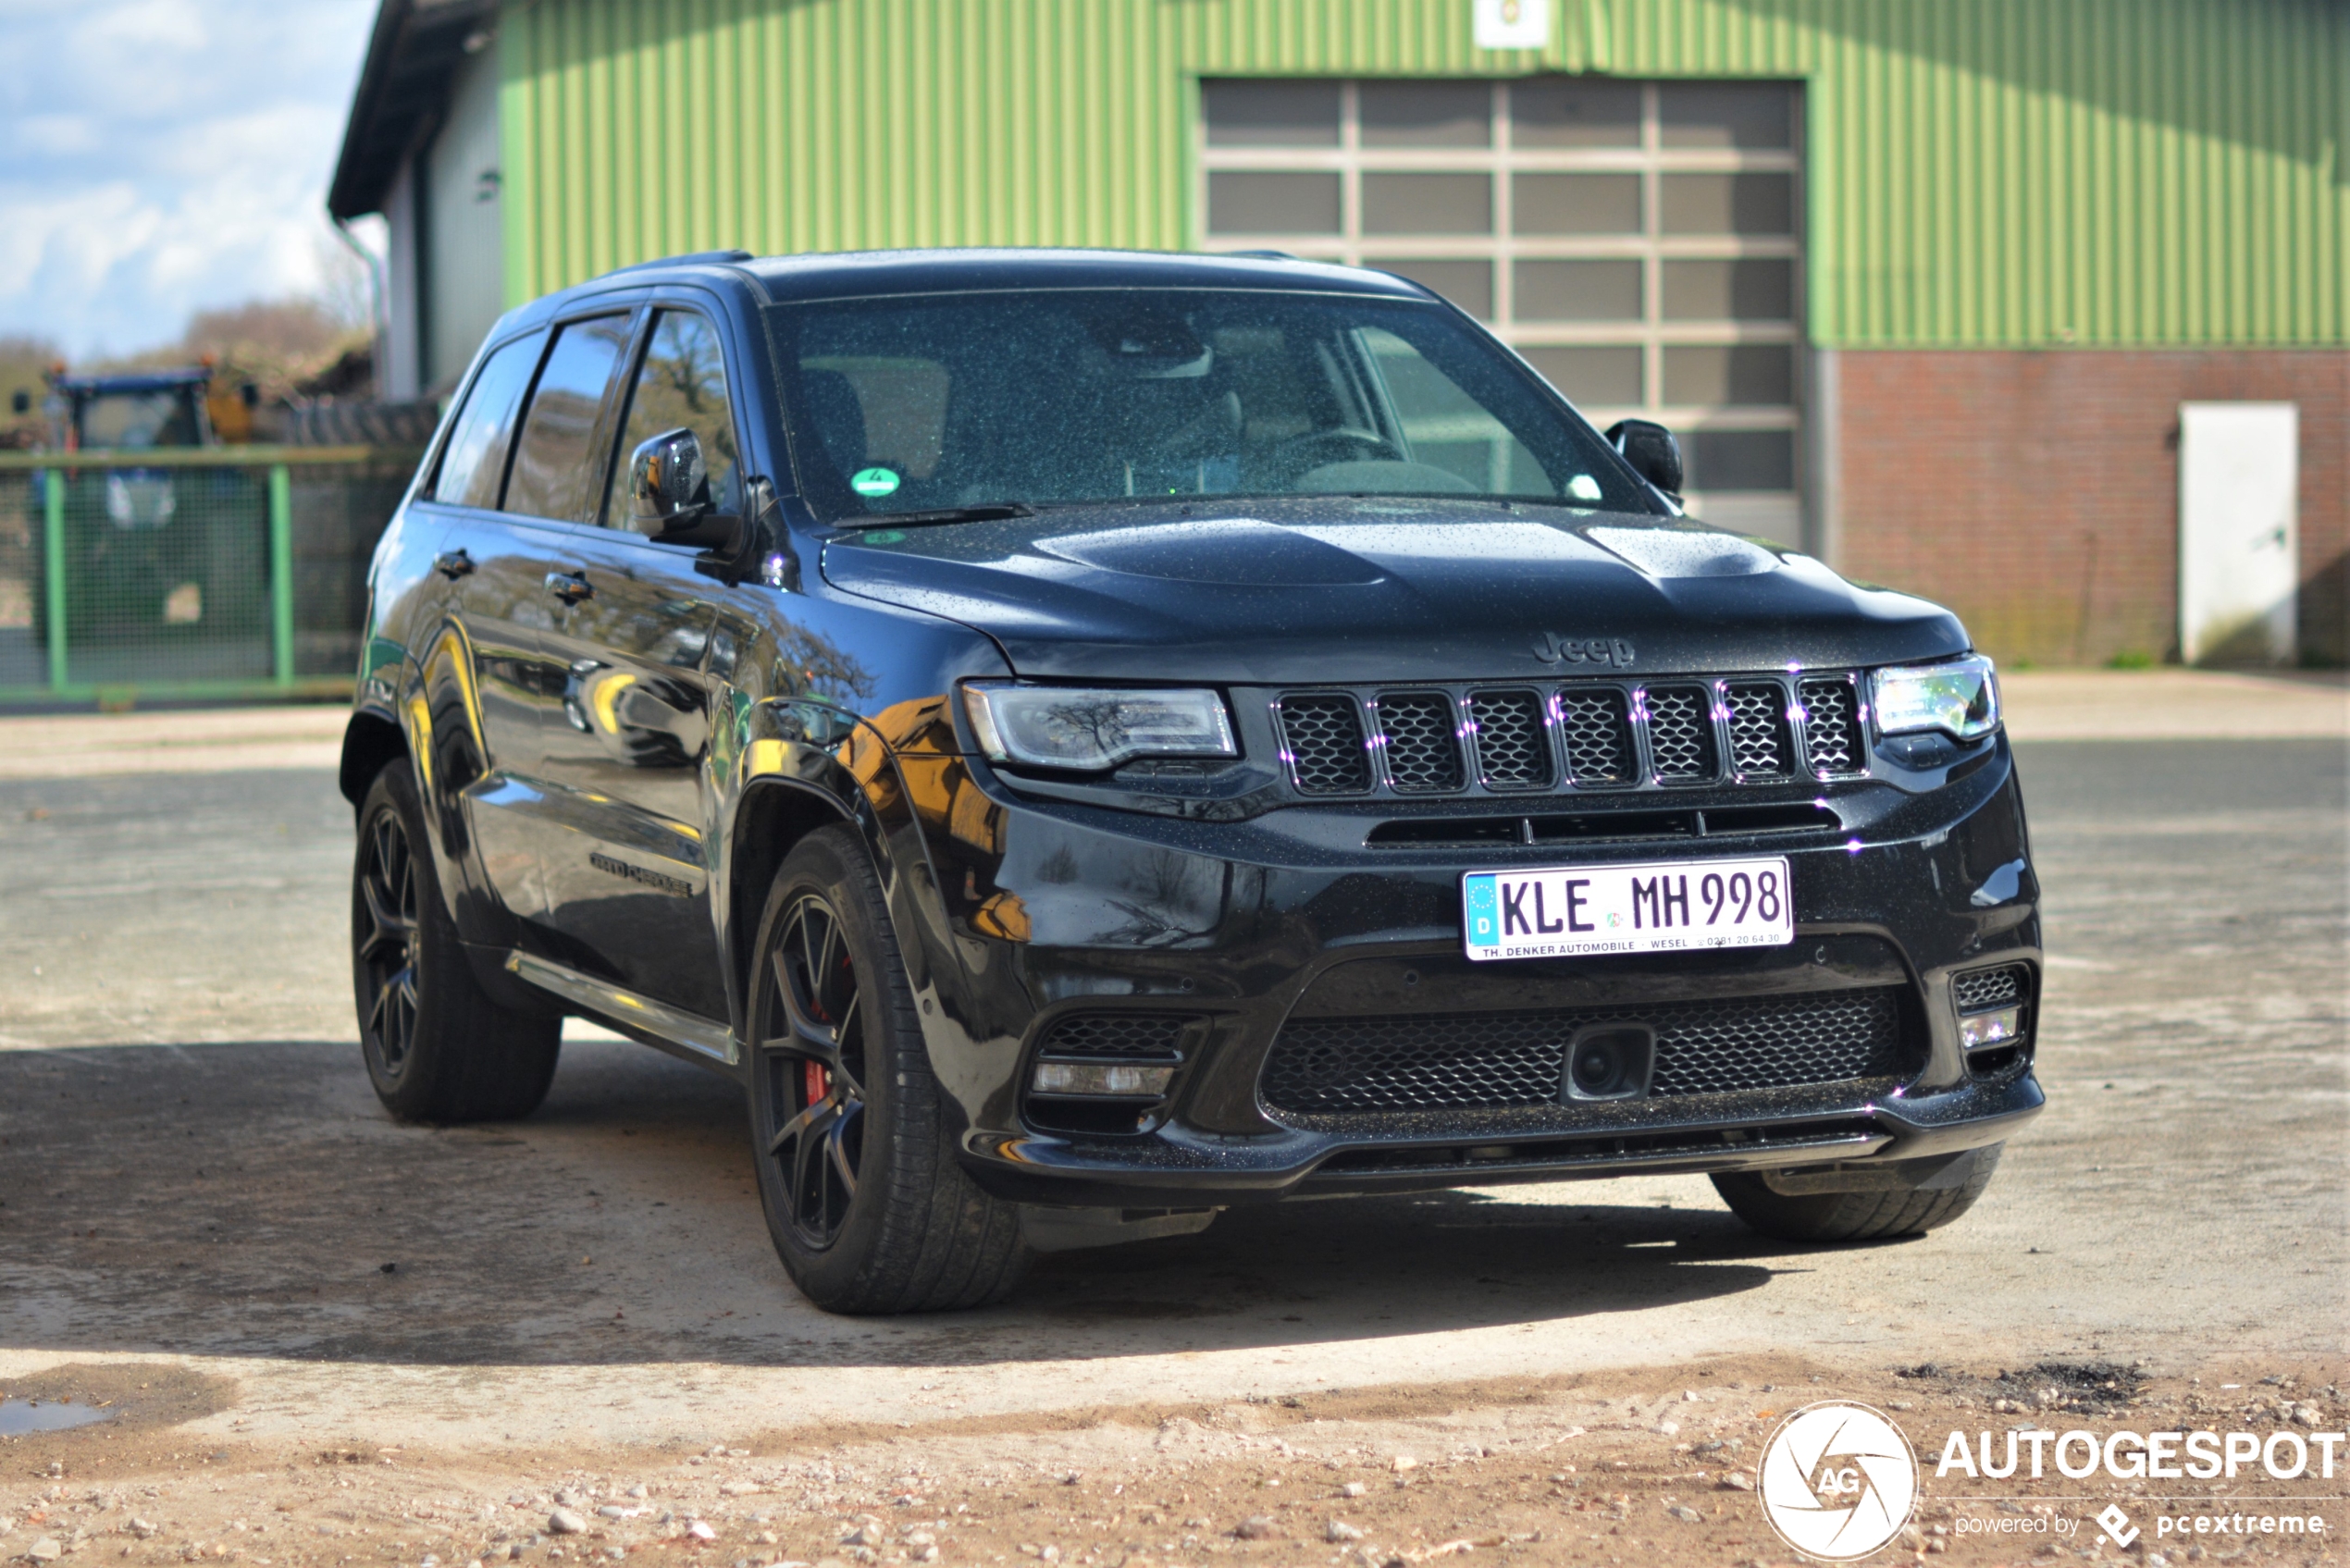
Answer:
[[4, 1356, 2345, 1568]]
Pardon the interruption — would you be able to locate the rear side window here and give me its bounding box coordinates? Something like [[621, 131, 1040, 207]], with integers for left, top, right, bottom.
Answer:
[[505, 315, 633, 523], [604, 310, 742, 525], [431, 331, 545, 508]]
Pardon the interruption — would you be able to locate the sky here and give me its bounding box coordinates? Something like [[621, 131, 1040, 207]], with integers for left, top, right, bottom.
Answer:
[[0, 0, 382, 361]]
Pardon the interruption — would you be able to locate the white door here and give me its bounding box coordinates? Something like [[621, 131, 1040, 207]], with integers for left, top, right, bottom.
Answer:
[[2179, 401, 2298, 665]]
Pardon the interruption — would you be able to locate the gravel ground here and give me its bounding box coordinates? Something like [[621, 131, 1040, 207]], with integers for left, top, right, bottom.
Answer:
[[0, 709, 2342, 1563], [4, 1357, 2345, 1567]]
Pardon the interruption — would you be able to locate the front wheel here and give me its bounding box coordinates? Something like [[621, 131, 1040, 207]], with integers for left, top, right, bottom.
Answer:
[[1711, 1144, 2003, 1243], [746, 825, 1026, 1314], [352, 760, 560, 1123]]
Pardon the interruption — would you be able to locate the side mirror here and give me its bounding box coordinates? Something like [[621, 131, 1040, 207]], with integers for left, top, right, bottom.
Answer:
[[1605, 418, 1684, 499], [9, 391, 28, 416], [629, 426, 777, 579], [629, 426, 710, 536]]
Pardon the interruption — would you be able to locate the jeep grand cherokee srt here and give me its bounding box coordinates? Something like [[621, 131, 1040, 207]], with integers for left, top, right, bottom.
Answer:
[[342, 248, 2041, 1313]]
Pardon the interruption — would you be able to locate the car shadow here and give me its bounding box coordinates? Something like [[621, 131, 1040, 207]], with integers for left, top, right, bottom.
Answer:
[[0, 1037, 1801, 1370]]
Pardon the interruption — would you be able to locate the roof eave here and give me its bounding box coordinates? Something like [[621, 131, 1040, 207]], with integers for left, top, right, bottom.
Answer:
[[327, 0, 500, 221]]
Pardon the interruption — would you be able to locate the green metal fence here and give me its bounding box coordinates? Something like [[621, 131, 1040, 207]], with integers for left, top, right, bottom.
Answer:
[[0, 446, 420, 706]]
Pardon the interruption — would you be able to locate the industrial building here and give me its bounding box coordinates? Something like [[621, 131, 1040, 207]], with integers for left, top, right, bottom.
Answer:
[[329, 0, 2346, 665]]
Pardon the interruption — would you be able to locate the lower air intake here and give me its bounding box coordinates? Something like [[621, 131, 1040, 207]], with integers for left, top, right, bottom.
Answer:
[[1951, 965, 2027, 1014], [1033, 1012, 1194, 1059], [1260, 989, 1911, 1117]]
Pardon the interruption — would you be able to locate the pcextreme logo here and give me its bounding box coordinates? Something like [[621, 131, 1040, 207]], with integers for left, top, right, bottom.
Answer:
[[1757, 1401, 1921, 1561]]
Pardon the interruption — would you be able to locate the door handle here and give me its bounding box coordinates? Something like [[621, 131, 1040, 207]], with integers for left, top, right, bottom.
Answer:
[[545, 571, 594, 605], [433, 549, 475, 579]]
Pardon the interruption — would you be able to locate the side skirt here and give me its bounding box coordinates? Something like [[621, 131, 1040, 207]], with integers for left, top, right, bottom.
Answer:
[[502, 951, 739, 1068]]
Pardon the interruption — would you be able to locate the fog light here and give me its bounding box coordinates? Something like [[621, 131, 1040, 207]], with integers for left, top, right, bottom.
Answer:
[[1958, 1006, 2022, 1049], [1031, 1060, 1175, 1097]]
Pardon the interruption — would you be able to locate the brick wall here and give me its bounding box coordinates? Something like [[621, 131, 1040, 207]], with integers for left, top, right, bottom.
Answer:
[[1833, 350, 2349, 667]]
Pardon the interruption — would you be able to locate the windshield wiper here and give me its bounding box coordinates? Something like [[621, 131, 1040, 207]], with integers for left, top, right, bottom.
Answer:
[[835, 503, 1033, 530]]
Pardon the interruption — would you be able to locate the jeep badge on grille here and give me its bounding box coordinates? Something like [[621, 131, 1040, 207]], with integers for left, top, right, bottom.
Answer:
[[1533, 633, 1635, 666]]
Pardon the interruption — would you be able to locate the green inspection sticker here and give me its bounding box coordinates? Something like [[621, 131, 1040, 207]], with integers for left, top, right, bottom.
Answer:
[[850, 466, 901, 498]]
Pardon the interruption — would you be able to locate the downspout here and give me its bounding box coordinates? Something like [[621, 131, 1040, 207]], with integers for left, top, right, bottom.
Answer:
[[333, 216, 389, 400]]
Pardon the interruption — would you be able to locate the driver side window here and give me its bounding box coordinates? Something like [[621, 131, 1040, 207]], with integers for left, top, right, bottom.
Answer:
[[604, 310, 741, 526]]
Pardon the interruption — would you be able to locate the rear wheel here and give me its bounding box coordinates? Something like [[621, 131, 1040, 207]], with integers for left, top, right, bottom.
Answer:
[[352, 760, 560, 1123], [746, 825, 1026, 1314], [1711, 1145, 2003, 1243]]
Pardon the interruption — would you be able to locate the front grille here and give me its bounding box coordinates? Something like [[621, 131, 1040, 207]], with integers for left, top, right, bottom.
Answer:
[[1374, 692, 1466, 793], [1724, 683, 1793, 775], [1268, 672, 1870, 798], [1951, 965, 2026, 1014], [1557, 686, 1635, 784], [1800, 677, 1864, 774], [1467, 690, 1552, 790], [1644, 685, 1719, 782], [1276, 694, 1369, 795], [1034, 1012, 1194, 1059], [1261, 989, 1911, 1117]]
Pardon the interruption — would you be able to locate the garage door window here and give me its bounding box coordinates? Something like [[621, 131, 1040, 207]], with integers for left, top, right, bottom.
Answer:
[[1203, 77, 1802, 538]]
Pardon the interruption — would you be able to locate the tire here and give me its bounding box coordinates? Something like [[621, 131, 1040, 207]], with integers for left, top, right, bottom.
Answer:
[[1710, 1144, 2003, 1243], [745, 824, 1027, 1314], [352, 759, 561, 1123]]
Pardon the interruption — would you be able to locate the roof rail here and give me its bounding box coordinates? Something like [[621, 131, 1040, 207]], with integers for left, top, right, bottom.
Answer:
[[1223, 249, 1298, 261], [598, 249, 756, 278]]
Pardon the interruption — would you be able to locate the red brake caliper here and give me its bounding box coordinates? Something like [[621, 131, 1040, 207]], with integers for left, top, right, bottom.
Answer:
[[804, 1060, 830, 1105]]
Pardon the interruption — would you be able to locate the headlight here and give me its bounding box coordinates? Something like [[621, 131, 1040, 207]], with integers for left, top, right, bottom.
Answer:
[[1871, 654, 1999, 740], [962, 683, 1236, 771]]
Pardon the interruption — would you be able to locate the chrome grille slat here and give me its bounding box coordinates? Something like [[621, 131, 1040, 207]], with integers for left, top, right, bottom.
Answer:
[[1555, 686, 1635, 784], [1799, 676, 1865, 775], [1642, 685, 1719, 783], [1723, 682, 1793, 776], [1276, 693, 1371, 795], [1467, 689, 1553, 790], [1374, 691, 1466, 793]]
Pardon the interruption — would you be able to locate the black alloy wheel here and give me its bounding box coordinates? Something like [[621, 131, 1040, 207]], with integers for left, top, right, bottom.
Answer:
[[745, 825, 1027, 1313], [758, 891, 869, 1249], [354, 805, 423, 1083], [350, 760, 562, 1123]]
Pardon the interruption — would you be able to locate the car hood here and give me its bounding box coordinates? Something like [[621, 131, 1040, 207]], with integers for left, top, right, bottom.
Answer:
[[818, 500, 1969, 682]]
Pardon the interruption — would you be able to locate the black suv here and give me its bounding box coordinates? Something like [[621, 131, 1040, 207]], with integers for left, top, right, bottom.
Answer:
[[342, 248, 2041, 1313]]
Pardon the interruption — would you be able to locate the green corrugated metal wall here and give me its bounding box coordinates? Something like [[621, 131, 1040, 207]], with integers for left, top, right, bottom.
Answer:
[[500, 0, 2348, 347]]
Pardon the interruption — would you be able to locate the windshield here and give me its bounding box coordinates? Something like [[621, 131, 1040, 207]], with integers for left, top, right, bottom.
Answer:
[[75, 389, 202, 450], [767, 289, 1656, 520]]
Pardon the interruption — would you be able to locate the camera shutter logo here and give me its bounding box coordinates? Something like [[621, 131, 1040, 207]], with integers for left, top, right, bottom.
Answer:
[[1756, 1401, 1919, 1561]]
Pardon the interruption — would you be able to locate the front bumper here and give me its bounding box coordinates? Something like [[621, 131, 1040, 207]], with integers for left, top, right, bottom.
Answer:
[[897, 733, 2043, 1206]]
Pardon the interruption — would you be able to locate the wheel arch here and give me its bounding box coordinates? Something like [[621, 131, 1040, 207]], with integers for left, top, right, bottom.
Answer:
[[340, 708, 409, 806], [726, 777, 865, 1031], [717, 698, 959, 1063]]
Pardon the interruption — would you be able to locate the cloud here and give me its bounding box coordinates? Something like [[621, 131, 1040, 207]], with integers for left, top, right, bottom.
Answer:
[[0, 0, 377, 357]]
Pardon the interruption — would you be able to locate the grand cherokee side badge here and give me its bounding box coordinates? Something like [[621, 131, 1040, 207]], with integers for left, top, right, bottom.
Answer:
[[1534, 633, 1635, 667]]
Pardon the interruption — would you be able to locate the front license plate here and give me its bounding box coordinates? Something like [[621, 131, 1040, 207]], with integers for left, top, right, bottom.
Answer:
[[1462, 856, 1794, 961]]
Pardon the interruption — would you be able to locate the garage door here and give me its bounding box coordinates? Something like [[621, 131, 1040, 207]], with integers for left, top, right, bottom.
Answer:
[[1201, 77, 1803, 541]]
